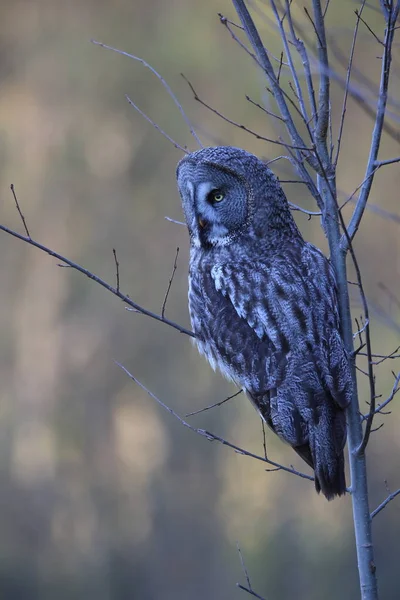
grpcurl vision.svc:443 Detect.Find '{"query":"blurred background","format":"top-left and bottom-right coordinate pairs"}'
top-left (0, 1), bottom-right (399, 598)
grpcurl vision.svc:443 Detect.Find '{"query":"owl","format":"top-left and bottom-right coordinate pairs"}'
top-left (176, 146), bottom-right (353, 500)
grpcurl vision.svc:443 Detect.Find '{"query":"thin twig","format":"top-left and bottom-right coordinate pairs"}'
top-left (231, 0), bottom-right (321, 173)
top-left (261, 420), bottom-right (268, 460)
top-left (112, 248), bottom-right (120, 294)
top-left (10, 185), bottom-right (31, 238)
top-left (352, 200), bottom-right (400, 226)
top-left (323, 0), bottom-right (332, 18)
top-left (284, 0), bottom-right (318, 124)
top-left (334, 1), bottom-right (366, 167)
top-left (370, 488), bottom-right (400, 519)
top-left (116, 364), bottom-right (314, 482)
top-left (161, 247), bottom-right (179, 319)
top-left (375, 156), bottom-right (400, 167)
top-left (219, 13), bottom-right (263, 69)
top-left (329, 37), bottom-right (400, 144)
top-left (0, 224), bottom-right (194, 337)
top-left (357, 346), bottom-right (400, 365)
top-left (125, 95), bottom-right (188, 153)
top-left (219, 12), bottom-right (291, 70)
top-left (245, 95), bottom-right (285, 122)
top-left (237, 584), bottom-right (268, 600)
top-left (91, 39), bottom-right (202, 148)
top-left (288, 202), bottom-right (321, 216)
top-left (165, 216), bottom-right (185, 226)
top-left (270, 0), bottom-right (311, 126)
top-left (181, 75), bottom-right (312, 152)
top-left (237, 543), bottom-right (253, 593)
top-left (304, 7), bottom-right (323, 47)
top-left (339, 165), bottom-right (380, 213)
top-left (362, 372), bottom-right (400, 418)
top-left (343, 4), bottom-right (400, 248)
top-left (277, 52), bottom-right (284, 83)
top-left (355, 9), bottom-right (384, 45)
top-left (185, 389), bottom-right (243, 417)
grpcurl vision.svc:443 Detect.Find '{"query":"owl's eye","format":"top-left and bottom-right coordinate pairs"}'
top-left (207, 189), bottom-right (224, 204)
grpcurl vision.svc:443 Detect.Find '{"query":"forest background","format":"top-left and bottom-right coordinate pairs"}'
top-left (0, 1), bottom-right (399, 599)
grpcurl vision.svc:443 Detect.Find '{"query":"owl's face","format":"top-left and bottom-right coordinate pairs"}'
top-left (176, 146), bottom-right (297, 249)
top-left (177, 157), bottom-right (250, 247)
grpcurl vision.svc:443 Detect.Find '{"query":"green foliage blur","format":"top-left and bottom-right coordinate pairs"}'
top-left (0, 1), bottom-right (399, 598)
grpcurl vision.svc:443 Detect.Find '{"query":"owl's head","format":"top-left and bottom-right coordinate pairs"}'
top-left (176, 146), bottom-right (298, 248)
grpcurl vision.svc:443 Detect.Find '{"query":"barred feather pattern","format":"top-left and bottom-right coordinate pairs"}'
top-left (177, 146), bottom-right (353, 500)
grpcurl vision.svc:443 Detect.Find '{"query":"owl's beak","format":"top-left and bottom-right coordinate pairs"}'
top-left (198, 217), bottom-right (206, 229)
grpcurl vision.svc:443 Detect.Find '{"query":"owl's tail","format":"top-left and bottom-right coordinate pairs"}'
top-left (304, 406), bottom-right (347, 500)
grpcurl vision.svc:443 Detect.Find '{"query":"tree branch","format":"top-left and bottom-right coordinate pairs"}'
top-left (0, 223), bottom-right (194, 338)
top-left (91, 39), bottom-right (202, 148)
top-left (370, 488), bottom-right (400, 520)
top-left (343, 4), bottom-right (400, 248)
top-left (334, 2), bottom-right (366, 167)
top-left (116, 363), bottom-right (315, 483)
top-left (231, 0), bottom-right (321, 174)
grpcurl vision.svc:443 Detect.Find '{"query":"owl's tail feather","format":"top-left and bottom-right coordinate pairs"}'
top-left (305, 407), bottom-right (347, 500)
top-left (313, 450), bottom-right (346, 500)
top-left (294, 441), bottom-right (346, 500)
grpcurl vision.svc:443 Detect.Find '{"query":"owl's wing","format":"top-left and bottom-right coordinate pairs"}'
top-left (211, 247), bottom-right (350, 409)
top-left (211, 253), bottom-right (321, 355)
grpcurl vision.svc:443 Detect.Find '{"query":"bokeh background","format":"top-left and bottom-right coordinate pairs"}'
top-left (0, 1), bottom-right (399, 598)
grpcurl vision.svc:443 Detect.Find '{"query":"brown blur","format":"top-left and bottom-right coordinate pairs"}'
top-left (0, 1), bottom-right (399, 598)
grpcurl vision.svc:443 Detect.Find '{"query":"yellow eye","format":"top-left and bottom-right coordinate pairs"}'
top-left (209, 190), bottom-right (224, 203)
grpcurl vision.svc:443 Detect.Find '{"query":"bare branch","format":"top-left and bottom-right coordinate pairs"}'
top-left (357, 346), bottom-right (400, 365)
top-left (116, 363), bottom-right (314, 482)
top-left (343, 4), bottom-right (400, 248)
top-left (236, 543), bottom-right (253, 594)
top-left (219, 12), bottom-right (291, 70)
top-left (185, 389), bottom-right (243, 417)
top-left (334, 2), bottom-right (366, 167)
top-left (288, 202), bottom-right (322, 217)
top-left (0, 224), bottom-right (194, 338)
top-left (182, 75), bottom-right (312, 152)
top-left (165, 216), bottom-right (185, 226)
top-left (10, 184), bottom-right (31, 239)
top-left (112, 248), bottom-right (120, 294)
top-left (375, 156), bottom-right (400, 167)
top-left (270, 0), bottom-right (311, 126)
top-left (371, 488), bottom-right (400, 520)
top-left (261, 420), bottom-right (268, 461)
top-left (284, 0), bottom-right (318, 124)
top-left (355, 8), bottom-right (384, 45)
top-left (218, 13), bottom-right (263, 69)
top-left (329, 38), bottom-right (400, 145)
top-left (231, 0), bottom-right (321, 173)
top-left (237, 584), bottom-right (268, 600)
top-left (339, 166), bottom-right (380, 213)
top-left (362, 372), bottom-right (400, 418)
top-left (161, 247), bottom-right (179, 319)
top-left (245, 95), bottom-right (285, 122)
top-left (125, 95), bottom-right (188, 153)
top-left (91, 39), bottom-right (202, 148)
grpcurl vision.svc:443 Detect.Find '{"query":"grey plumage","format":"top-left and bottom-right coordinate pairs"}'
top-left (176, 146), bottom-right (352, 500)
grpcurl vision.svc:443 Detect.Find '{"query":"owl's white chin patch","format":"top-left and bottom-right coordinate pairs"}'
top-left (207, 223), bottom-right (231, 246)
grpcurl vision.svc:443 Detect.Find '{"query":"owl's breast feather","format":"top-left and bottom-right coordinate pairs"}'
top-left (188, 258), bottom-right (241, 384)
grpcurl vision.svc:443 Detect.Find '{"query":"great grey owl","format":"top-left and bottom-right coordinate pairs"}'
top-left (176, 146), bottom-right (353, 500)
